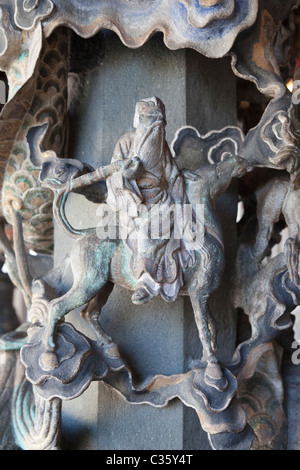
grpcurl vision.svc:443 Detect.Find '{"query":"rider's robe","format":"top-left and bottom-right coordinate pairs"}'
top-left (106, 100), bottom-right (198, 302)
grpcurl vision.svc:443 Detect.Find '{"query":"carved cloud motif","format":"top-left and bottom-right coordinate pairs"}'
top-left (181, 0), bottom-right (237, 29)
top-left (41, 0), bottom-right (258, 58)
top-left (14, 0), bottom-right (54, 30)
top-left (0, 0), bottom-right (258, 103)
top-left (173, 0), bottom-right (258, 56)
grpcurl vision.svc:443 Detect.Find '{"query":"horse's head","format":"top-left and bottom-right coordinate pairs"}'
top-left (216, 154), bottom-right (249, 179)
top-left (40, 156), bottom-right (93, 191)
top-left (182, 154), bottom-right (250, 204)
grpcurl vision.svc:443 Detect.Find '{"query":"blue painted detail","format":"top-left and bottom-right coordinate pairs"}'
top-left (0, 328), bottom-right (28, 351)
top-left (12, 381), bottom-right (35, 450)
top-left (18, 51), bottom-right (28, 64)
top-left (119, 245), bottom-right (138, 289)
top-left (59, 190), bottom-right (91, 237)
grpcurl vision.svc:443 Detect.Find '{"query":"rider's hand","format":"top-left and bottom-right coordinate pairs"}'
top-left (122, 157), bottom-right (143, 180)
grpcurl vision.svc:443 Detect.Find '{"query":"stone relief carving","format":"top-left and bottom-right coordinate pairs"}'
top-left (41, 0), bottom-right (259, 58)
top-left (0, 0), bottom-right (299, 452)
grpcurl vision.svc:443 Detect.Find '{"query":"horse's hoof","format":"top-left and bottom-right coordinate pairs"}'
top-left (39, 350), bottom-right (60, 371)
top-left (204, 362), bottom-right (228, 392)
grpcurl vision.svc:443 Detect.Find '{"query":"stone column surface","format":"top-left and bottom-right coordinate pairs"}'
top-left (57, 31), bottom-right (237, 450)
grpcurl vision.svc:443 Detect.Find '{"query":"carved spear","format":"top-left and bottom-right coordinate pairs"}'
top-left (68, 156), bottom-right (142, 192)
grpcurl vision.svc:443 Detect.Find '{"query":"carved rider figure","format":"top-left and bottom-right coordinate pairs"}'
top-left (106, 97), bottom-right (197, 305)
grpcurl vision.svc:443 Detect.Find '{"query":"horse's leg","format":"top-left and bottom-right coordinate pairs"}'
top-left (189, 289), bottom-right (228, 391)
top-left (38, 280), bottom-right (109, 371)
top-left (207, 307), bottom-right (218, 355)
top-left (284, 237), bottom-right (300, 284)
top-left (187, 234), bottom-right (228, 391)
top-left (42, 238), bottom-right (116, 353)
top-left (80, 281), bottom-right (114, 345)
top-left (253, 179), bottom-right (288, 262)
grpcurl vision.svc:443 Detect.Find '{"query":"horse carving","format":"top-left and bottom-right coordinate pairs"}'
top-left (23, 100), bottom-right (248, 392)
